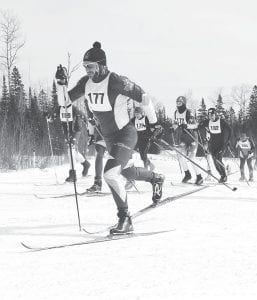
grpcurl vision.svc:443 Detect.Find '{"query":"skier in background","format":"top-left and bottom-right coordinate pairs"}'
top-left (49, 103), bottom-right (91, 182)
top-left (131, 106), bottom-right (156, 171)
top-left (198, 107), bottom-right (231, 183)
top-left (235, 132), bottom-right (255, 182)
top-left (172, 96), bottom-right (203, 185)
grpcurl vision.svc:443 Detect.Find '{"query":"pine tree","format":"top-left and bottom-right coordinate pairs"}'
top-left (247, 85), bottom-right (257, 127)
top-left (0, 75), bottom-right (9, 117)
top-left (215, 94), bottom-right (226, 119)
top-left (49, 81), bottom-right (65, 155)
top-left (38, 89), bottom-right (48, 113)
top-left (197, 98), bottom-right (207, 123)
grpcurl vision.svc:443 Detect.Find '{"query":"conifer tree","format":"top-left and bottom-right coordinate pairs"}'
top-left (215, 94), bottom-right (226, 119)
top-left (197, 98), bottom-right (207, 123)
top-left (0, 75), bottom-right (9, 117)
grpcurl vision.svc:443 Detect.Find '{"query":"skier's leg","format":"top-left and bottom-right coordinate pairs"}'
top-left (177, 143), bottom-right (191, 182)
top-left (247, 157), bottom-right (253, 181)
top-left (239, 158), bottom-right (246, 180)
top-left (103, 124), bottom-right (137, 235)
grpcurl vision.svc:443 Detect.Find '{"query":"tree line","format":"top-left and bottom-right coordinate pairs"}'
top-left (1, 65), bottom-right (257, 169)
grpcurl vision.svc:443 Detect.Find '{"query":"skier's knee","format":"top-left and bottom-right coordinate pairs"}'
top-left (103, 159), bottom-right (122, 185)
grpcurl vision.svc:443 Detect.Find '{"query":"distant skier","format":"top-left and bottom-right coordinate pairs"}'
top-left (50, 102), bottom-right (91, 182)
top-left (55, 42), bottom-right (165, 235)
top-left (172, 96), bottom-right (203, 185)
top-left (235, 132), bottom-right (255, 181)
top-left (198, 107), bottom-right (231, 183)
top-left (131, 106), bottom-right (156, 170)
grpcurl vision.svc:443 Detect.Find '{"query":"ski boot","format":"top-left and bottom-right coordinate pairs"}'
top-left (86, 179), bottom-right (102, 192)
top-left (65, 169), bottom-right (77, 182)
top-left (195, 174), bottom-right (203, 185)
top-left (110, 211), bottom-right (134, 235)
top-left (151, 173), bottom-right (165, 203)
top-left (125, 179), bottom-right (135, 190)
top-left (182, 170), bottom-right (191, 183)
top-left (81, 160), bottom-right (91, 176)
top-left (219, 175), bottom-right (227, 183)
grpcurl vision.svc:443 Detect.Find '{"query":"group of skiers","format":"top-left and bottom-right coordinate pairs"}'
top-left (52, 41), bottom-right (255, 235)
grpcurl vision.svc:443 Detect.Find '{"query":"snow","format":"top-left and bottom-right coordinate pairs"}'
top-left (1, 153), bottom-right (257, 300)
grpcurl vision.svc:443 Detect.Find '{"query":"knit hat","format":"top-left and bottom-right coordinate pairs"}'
top-left (83, 42), bottom-right (106, 66)
top-left (176, 96), bottom-right (187, 105)
top-left (208, 107), bottom-right (216, 114)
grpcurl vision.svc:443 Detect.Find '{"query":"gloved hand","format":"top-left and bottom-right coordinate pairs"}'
top-left (149, 124), bottom-right (163, 140)
top-left (88, 118), bottom-right (96, 126)
top-left (65, 136), bottom-right (76, 145)
top-left (88, 134), bottom-right (95, 146)
top-left (55, 64), bottom-right (68, 85)
top-left (179, 123), bottom-right (187, 130)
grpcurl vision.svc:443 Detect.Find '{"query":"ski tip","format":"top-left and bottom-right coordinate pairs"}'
top-left (21, 242), bottom-right (32, 250)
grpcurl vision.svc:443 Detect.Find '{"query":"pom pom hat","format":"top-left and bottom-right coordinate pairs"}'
top-left (176, 96), bottom-right (187, 105)
top-left (83, 42), bottom-right (107, 66)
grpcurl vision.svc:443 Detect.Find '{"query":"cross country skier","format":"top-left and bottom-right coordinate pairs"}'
top-left (198, 107), bottom-right (231, 183)
top-left (235, 132), bottom-right (255, 182)
top-left (172, 96), bottom-right (203, 185)
top-left (49, 102), bottom-right (91, 182)
top-left (55, 41), bottom-right (165, 235)
top-left (131, 106), bottom-right (156, 171)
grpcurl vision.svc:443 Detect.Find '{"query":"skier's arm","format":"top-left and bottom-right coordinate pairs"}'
top-left (110, 73), bottom-right (157, 124)
top-left (68, 76), bottom-right (89, 102)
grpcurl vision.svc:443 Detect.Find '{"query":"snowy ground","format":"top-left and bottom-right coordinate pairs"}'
top-left (1, 152), bottom-right (257, 300)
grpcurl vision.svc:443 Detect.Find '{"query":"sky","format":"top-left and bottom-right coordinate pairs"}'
top-left (1, 0), bottom-right (257, 116)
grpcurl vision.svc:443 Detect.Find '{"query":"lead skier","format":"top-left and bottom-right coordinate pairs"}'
top-left (55, 42), bottom-right (164, 235)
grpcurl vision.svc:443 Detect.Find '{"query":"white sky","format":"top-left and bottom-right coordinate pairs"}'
top-left (1, 0), bottom-right (257, 115)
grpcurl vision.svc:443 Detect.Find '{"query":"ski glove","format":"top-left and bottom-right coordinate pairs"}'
top-left (55, 65), bottom-right (68, 85)
top-left (88, 118), bottom-right (96, 126)
top-left (179, 123), bottom-right (187, 130)
top-left (65, 136), bottom-right (76, 145)
top-left (149, 124), bottom-right (163, 140)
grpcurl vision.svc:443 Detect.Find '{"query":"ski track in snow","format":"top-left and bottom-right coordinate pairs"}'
top-left (1, 154), bottom-right (257, 300)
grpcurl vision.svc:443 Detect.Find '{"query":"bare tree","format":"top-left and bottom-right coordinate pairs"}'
top-left (0, 9), bottom-right (25, 92)
top-left (230, 84), bottom-right (252, 118)
top-left (66, 52), bottom-right (81, 84)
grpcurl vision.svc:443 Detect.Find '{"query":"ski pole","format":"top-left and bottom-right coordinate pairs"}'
top-left (46, 117), bottom-right (59, 184)
top-left (184, 128), bottom-right (224, 171)
top-left (155, 139), bottom-right (237, 191)
top-left (63, 85), bottom-right (82, 231)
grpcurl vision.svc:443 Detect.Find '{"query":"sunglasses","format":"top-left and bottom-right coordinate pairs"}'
top-left (83, 62), bottom-right (98, 68)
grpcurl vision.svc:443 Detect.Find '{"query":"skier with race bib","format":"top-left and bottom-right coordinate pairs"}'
top-left (198, 107), bottom-right (231, 183)
top-left (172, 96), bottom-right (203, 185)
top-left (55, 42), bottom-right (165, 235)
